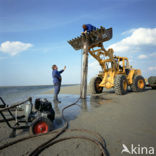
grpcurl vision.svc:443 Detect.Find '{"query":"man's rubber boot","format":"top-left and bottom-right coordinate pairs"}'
top-left (56, 95), bottom-right (61, 103)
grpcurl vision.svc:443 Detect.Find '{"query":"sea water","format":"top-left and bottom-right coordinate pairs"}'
top-left (0, 85), bottom-right (82, 121)
top-left (0, 85), bottom-right (53, 105)
top-left (0, 85), bottom-right (104, 124)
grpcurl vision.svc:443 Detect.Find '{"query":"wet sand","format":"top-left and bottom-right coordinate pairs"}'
top-left (43, 84), bottom-right (81, 95)
top-left (0, 85), bottom-right (156, 156)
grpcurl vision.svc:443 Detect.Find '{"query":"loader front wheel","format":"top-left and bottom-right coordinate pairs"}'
top-left (114, 75), bottom-right (128, 95)
top-left (131, 75), bottom-right (145, 92)
top-left (89, 77), bottom-right (103, 94)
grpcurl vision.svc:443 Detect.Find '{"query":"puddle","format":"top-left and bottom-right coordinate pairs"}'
top-left (0, 94), bottom-right (112, 130)
top-left (33, 94), bottom-right (112, 128)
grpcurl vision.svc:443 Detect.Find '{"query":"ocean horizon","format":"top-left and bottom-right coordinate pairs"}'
top-left (0, 84), bottom-right (79, 88)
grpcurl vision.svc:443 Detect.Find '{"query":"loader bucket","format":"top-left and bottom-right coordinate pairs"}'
top-left (68, 27), bottom-right (112, 50)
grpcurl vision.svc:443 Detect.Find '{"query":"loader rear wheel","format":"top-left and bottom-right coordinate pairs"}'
top-left (114, 75), bottom-right (128, 95)
top-left (29, 117), bottom-right (53, 135)
top-left (89, 77), bottom-right (103, 94)
top-left (131, 75), bottom-right (145, 92)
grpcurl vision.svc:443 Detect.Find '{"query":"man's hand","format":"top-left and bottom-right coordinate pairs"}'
top-left (64, 66), bottom-right (66, 70)
top-left (81, 31), bottom-right (87, 35)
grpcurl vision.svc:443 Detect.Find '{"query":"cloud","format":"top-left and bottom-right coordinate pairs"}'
top-left (89, 61), bottom-right (101, 70)
top-left (121, 28), bottom-right (136, 35)
top-left (138, 54), bottom-right (148, 59)
top-left (88, 59), bottom-right (101, 80)
top-left (148, 66), bottom-right (156, 71)
top-left (0, 41), bottom-right (33, 56)
top-left (109, 28), bottom-right (156, 54)
top-left (138, 52), bottom-right (156, 60)
top-left (149, 52), bottom-right (156, 57)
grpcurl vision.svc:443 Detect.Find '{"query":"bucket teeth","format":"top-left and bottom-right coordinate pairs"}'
top-left (68, 27), bottom-right (112, 50)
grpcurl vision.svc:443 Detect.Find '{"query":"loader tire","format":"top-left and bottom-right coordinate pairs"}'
top-left (89, 77), bottom-right (103, 94)
top-left (29, 117), bottom-right (53, 135)
top-left (114, 75), bottom-right (128, 95)
top-left (131, 75), bottom-right (145, 92)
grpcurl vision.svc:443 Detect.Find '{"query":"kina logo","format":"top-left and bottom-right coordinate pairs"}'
top-left (121, 144), bottom-right (155, 155)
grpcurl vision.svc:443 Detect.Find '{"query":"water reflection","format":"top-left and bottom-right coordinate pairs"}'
top-left (33, 94), bottom-right (112, 129)
top-left (53, 101), bottom-right (61, 115)
top-left (90, 95), bottom-right (112, 108)
top-left (80, 98), bottom-right (88, 111)
top-left (53, 116), bottom-right (64, 129)
top-left (51, 95), bottom-right (112, 119)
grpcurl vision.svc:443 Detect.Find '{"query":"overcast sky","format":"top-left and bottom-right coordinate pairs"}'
top-left (0, 0), bottom-right (156, 86)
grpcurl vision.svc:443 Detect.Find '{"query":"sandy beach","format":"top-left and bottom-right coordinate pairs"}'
top-left (43, 84), bottom-right (81, 95)
top-left (0, 85), bottom-right (156, 156)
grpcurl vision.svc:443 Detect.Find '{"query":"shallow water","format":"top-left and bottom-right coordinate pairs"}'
top-left (0, 85), bottom-right (113, 131)
top-left (0, 85), bottom-right (76, 105)
top-left (0, 92), bottom-right (112, 129)
top-left (33, 94), bottom-right (112, 119)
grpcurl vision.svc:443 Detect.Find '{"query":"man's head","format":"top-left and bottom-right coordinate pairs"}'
top-left (82, 24), bottom-right (87, 30)
top-left (52, 64), bottom-right (58, 70)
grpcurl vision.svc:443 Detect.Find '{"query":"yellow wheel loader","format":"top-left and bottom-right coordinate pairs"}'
top-left (68, 27), bottom-right (145, 95)
top-left (88, 45), bottom-right (145, 95)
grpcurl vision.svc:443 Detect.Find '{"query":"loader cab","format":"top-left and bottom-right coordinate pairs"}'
top-left (116, 57), bottom-right (129, 74)
top-left (105, 61), bottom-right (113, 70)
top-left (103, 59), bottom-right (114, 71)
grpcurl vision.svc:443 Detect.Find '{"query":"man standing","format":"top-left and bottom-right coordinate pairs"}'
top-left (82, 24), bottom-right (96, 34)
top-left (52, 65), bottom-right (66, 103)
